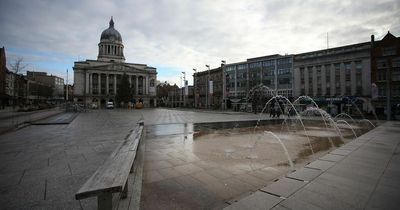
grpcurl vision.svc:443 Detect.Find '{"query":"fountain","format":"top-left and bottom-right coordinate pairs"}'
top-left (336, 119), bottom-right (358, 138)
top-left (264, 131), bottom-right (294, 170)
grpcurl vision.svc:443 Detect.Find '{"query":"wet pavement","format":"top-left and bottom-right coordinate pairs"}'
top-left (225, 121), bottom-right (400, 210)
top-left (140, 120), bottom-right (365, 210)
top-left (0, 108), bottom-right (262, 209)
top-left (0, 108), bottom-right (63, 134)
top-left (0, 108), bottom-right (380, 209)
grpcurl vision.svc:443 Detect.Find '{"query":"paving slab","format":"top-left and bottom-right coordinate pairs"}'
top-left (318, 153), bottom-right (345, 162)
top-left (286, 168), bottom-right (322, 182)
top-left (260, 177), bottom-right (306, 198)
top-left (305, 159), bottom-right (336, 171)
top-left (225, 191), bottom-right (283, 210)
top-left (329, 148), bottom-right (352, 156)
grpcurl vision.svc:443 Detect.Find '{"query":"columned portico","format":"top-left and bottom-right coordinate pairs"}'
top-left (73, 17), bottom-right (157, 107)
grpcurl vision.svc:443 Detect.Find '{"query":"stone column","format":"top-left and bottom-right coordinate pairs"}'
top-left (145, 76), bottom-right (149, 95)
top-left (98, 73), bottom-right (101, 95)
top-left (136, 76), bottom-right (139, 95)
top-left (340, 63), bottom-right (345, 96)
top-left (129, 75), bottom-right (132, 87)
top-left (321, 65), bottom-right (326, 96)
top-left (331, 63), bottom-right (335, 96)
top-left (90, 73), bottom-right (93, 95)
top-left (351, 61), bottom-right (356, 95)
top-left (114, 74), bottom-right (117, 95)
top-left (85, 71), bottom-right (89, 94)
top-left (106, 74), bottom-right (109, 94)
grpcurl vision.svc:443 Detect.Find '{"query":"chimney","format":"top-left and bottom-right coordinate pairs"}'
top-left (371, 35), bottom-right (375, 47)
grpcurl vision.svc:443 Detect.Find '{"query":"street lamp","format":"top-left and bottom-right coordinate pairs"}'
top-left (182, 71), bottom-right (186, 107)
top-left (193, 68), bottom-right (197, 108)
top-left (221, 60), bottom-right (226, 110)
top-left (205, 65), bottom-right (210, 109)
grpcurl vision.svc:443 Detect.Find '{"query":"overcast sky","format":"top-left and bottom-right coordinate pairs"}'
top-left (0, 0), bottom-right (399, 86)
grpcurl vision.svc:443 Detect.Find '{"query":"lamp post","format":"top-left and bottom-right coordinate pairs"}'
top-left (221, 60), bottom-right (226, 110)
top-left (182, 71), bottom-right (186, 107)
top-left (193, 68), bottom-right (197, 108)
top-left (205, 65), bottom-right (210, 109)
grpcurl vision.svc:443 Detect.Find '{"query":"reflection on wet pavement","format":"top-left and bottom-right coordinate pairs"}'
top-left (141, 120), bottom-right (372, 210)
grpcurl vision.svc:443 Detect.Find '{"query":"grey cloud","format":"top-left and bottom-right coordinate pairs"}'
top-left (1, 0), bottom-right (399, 81)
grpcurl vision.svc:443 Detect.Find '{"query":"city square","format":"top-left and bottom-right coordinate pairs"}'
top-left (1, 0), bottom-right (400, 210)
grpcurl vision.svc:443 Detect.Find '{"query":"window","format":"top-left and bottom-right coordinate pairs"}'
top-left (378, 86), bottom-right (386, 96)
top-left (300, 67), bottom-right (305, 84)
top-left (279, 78), bottom-right (290, 84)
top-left (377, 59), bottom-right (387, 69)
top-left (393, 57), bottom-right (400, 67)
top-left (393, 85), bottom-right (400, 97)
top-left (238, 64), bottom-right (247, 70)
top-left (392, 68), bottom-right (400, 81)
top-left (334, 63), bottom-right (340, 84)
top-left (325, 65), bottom-right (331, 82)
top-left (345, 81), bottom-right (351, 95)
top-left (345, 62), bottom-right (351, 81)
top-left (262, 60), bottom-right (274, 67)
top-left (377, 70), bottom-right (386, 81)
top-left (382, 46), bottom-right (396, 56)
top-left (150, 79), bottom-right (155, 87)
top-left (249, 62), bottom-right (261, 68)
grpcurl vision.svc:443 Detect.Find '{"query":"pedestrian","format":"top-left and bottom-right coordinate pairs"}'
top-left (274, 104), bottom-right (279, 118)
top-left (270, 106), bottom-right (274, 117)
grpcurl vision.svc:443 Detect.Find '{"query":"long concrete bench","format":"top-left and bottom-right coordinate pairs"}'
top-left (75, 121), bottom-right (144, 210)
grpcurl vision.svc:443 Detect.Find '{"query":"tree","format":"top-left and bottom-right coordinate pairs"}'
top-left (9, 57), bottom-right (27, 108)
top-left (115, 73), bottom-right (132, 107)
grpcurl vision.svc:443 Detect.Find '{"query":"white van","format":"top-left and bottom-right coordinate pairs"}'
top-left (106, 101), bottom-right (114, 109)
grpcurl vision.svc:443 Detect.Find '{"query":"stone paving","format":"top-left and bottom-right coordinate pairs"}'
top-left (0, 108), bottom-right (397, 210)
top-left (225, 121), bottom-right (400, 210)
top-left (0, 107), bottom-right (63, 134)
top-left (0, 108), bottom-right (261, 209)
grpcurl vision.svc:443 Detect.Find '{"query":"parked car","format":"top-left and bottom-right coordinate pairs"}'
top-left (106, 102), bottom-right (114, 109)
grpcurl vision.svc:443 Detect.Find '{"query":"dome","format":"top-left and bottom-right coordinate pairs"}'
top-left (97, 17), bottom-right (125, 62)
top-left (100, 17), bottom-right (122, 42)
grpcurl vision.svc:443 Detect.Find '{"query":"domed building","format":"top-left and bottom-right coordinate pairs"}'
top-left (73, 17), bottom-right (157, 107)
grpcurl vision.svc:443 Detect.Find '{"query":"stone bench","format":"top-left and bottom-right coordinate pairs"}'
top-left (75, 121), bottom-right (144, 210)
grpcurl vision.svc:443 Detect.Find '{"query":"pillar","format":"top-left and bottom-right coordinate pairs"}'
top-left (114, 74), bottom-right (117, 95)
top-left (90, 73), bottom-right (93, 95)
top-left (85, 72), bottom-right (89, 94)
top-left (106, 74), bottom-right (109, 94)
top-left (98, 73), bottom-right (101, 95)
top-left (136, 76), bottom-right (139, 95)
top-left (145, 76), bottom-right (149, 95)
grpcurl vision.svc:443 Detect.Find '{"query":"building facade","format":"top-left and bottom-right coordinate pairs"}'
top-left (293, 42), bottom-right (372, 115)
top-left (0, 47), bottom-right (8, 108)
top-left (194, 67), bottom-right (223, 109)
top-left (73, 17), bottom-right (157, 107)
top-left (371, 32), bottom-right (400, 118)
top-left (224, 54), bottom-right (293, 110)
top-left (27, 71), bottom-right (64, 101)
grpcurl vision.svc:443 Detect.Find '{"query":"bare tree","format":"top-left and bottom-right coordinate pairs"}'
top-left (9, 57), bottom-right (28, 108)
